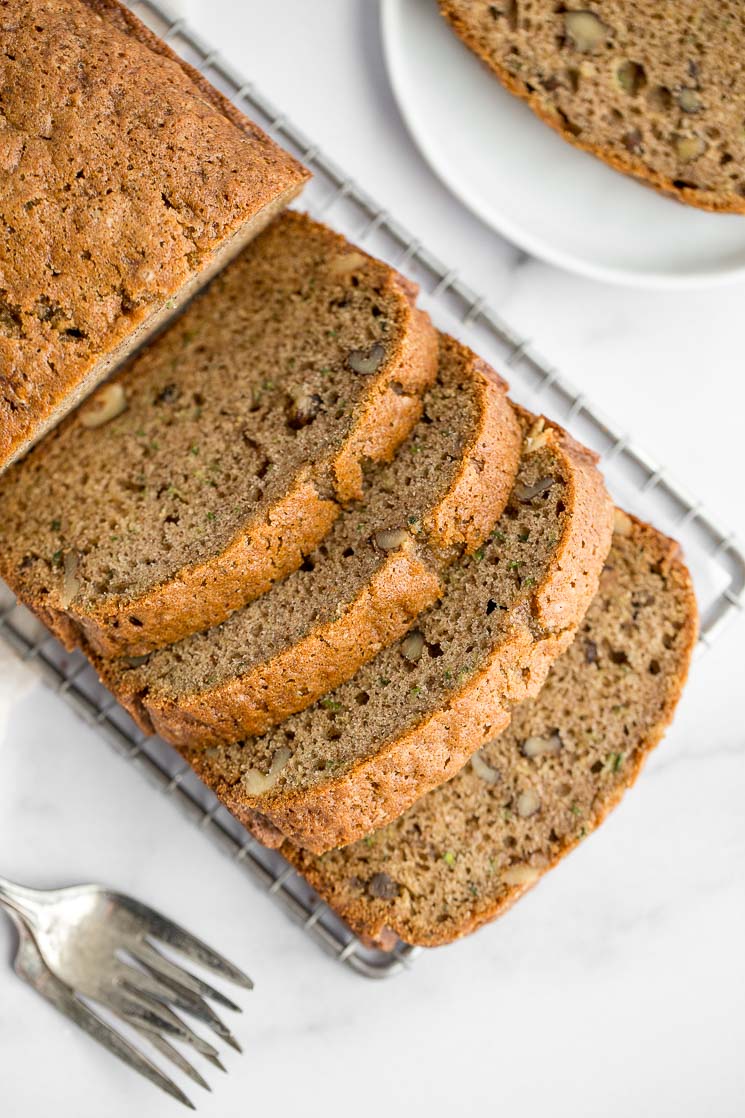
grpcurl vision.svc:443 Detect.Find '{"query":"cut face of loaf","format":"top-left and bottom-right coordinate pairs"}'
top-left (287, 515), bottom-right (698, 948)
top-left (439, 0), bottom-right (745, 213)
top-left (99, 335), bottom-right (522, 745)
top-left (0, 0), bottom-right (309, 471)
top-left (183, 409), bottom-right (614, 854)
top-left (0, 213), bottom-right (438, 656)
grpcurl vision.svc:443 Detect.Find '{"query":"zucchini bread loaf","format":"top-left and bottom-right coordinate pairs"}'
top-left (182, 410), bottom-right (613, 853)
top-left (0, 0), bottom-right (309, 471)
top-left (288, 514), bottom-right (698, 947)
top-left (440, 0), bottom-right (745, 213)
top-left (97, 334), bottom-right (522, 744)
top-left (0, 213), bottom-right (437, 656)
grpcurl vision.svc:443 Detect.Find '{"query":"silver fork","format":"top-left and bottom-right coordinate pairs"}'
top-left (0, 875), bottom-right (253, 1109)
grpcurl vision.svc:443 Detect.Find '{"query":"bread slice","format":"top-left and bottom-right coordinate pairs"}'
top-left (287, 514), bottom-right (698, 947)
top-left (439, 0), bottom-right (745, 214)
top-left (0, 0), bottom-right (309, 471)
top-left (182, 410), bottom-right (613, 854)
top-left (0, 213), bottom-right (437, 657)
top-left (96, 335), bottom-right (522, 745)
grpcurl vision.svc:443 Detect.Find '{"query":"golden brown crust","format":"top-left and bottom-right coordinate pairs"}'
top-left (425, 354), bottom-right (520, 556)
top-left (511, 407), bottom-right (612, 633)
top-left (80, 0), bottom-right (290, 150)
top-left (104, 336), bottom-right (521, 744)
top-left (439, 1), bottom-right (745, 215)
top-left (191, 408), bottom-right (613, 854)
top-left (286, 516), bottom-right (698, 946)
top-left (0, 0), bottom-right (309, 470)
top-left (331, 288), bottom-right (439, 504)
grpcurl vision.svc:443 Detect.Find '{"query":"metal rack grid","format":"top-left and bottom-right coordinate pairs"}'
top-left (1, 0), bottom-right (743, 979)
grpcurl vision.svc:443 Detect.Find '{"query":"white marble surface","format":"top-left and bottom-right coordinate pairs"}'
top-left (2, 2), bottom-right (744, 1115)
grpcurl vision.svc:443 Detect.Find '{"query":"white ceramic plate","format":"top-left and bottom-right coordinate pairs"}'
top-left (381, 0), bottom-right (745, 289)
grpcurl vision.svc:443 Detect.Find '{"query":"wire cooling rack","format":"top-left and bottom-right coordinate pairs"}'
top-left (1, 0), bottom-right (744, 980)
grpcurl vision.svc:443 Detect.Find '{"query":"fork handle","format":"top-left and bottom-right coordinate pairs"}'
top-left (0, 876), bottom-right (39, 924)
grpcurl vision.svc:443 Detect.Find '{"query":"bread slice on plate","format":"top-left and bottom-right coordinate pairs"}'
top-left (439, 0), bottom-right (745, 213)
top-left (287, 514), bottom-right (698, 947)
top-left (182, 410), bottom-right (613, 854)
top-left (0, 0), bottom-right (309, 472)
top-left (98, 335), bottom-right (522, 744)
top-left (0, 213), bottom-right (437, 657)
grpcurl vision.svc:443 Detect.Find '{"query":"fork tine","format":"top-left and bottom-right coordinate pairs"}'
top-left (131, 941), bottom-right (242, 1012)
top-left (121, 960), bottom-right (242, 1051)
top-left (118, 895), bottom-right (252, 987)
top-left (106, 989), bottom-right (190, 1041)
top-left (10, 916), bottom-right (195, 1110)
top-left (110, 988), bottom-right (222, 1062)
top-left (129, 1022), bottom-right (211, 1093)
top-left (149, 924), bottom-right (252, 989)
top-left (201, 1051), bottom-right (227, 1073)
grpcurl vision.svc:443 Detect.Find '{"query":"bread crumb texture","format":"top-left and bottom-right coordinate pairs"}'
top-left (287, 517), bottom-right (697, 947)
top-left (0, 212), bottom-right (437, 655)
top-left (440, 0), bottom-right (745, 212)
top-left (100, 334), bottom-right (521, 745)
top-left (182, 409), bottom-right (613, 853)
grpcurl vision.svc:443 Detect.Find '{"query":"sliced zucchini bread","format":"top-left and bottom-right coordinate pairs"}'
top-left (182, 409), bottom-right (614, 854)
top-left (98, 335), bottom-right (522, 744)
top-left (440, 0), bottom-right (745, 213)
top-left (0, 213), bottom-right (437, 656)
top-left (0, 0), bottom-right (308, 471)
top-left (287, 514), bottom-right (697, 947)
